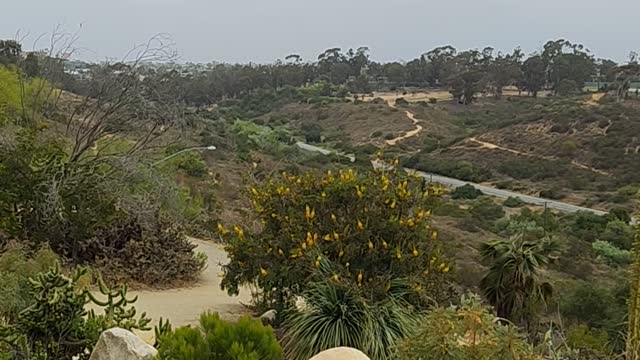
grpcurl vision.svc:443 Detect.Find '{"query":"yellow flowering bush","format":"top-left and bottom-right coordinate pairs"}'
top-left (220, 165), bottom-right (450, 308)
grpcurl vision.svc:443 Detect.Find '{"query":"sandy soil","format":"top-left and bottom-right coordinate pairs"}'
top-left (88, 237), bottom-right (251, 343)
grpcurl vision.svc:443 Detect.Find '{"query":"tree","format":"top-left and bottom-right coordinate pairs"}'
top-left (522, 55), bottom-right (546, 97)
top-left (0, 40), bottom-right (21, 65)
top-left (487, 49), bottom-right (523, 98)
top-left (221, 166), bottom-right (450, 310)
top-left (384, 62), bottom-right (407, 86)
top-left (426, 45), bottom-right (457, 86)
top-left (480, 235), bottom-right (559, 335)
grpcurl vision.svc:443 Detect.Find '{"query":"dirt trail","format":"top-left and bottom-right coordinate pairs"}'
top-left (88, 238), bottom-right (251, 343)
top-left (585, 92), bottom-right (605, 106)
top-left (361, 95), bottom-right (425, 145)
top-left (384, 100), bottom-right (423, 145)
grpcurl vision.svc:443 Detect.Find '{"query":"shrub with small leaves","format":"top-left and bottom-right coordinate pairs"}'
top-left (221, 164), bottom-right (449, 310)
top-left (156, 311), bottom-right (282, 360)
top-left (395, 293), bottom-right (540, 360)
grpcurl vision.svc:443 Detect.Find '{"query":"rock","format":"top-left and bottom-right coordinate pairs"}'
top-left (259, 309), bottom-right (277, 324)
top-left (89, 328), bottom-right (157, 360)
top-left (308, 347), bottom-right (370, 360)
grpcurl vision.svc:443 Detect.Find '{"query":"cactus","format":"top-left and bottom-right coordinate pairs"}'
top-left (153, 317), bottom-right (173, 348)
top-left (0, 264), bottom-right (151, 360)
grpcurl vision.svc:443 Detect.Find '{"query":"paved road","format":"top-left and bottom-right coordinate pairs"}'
top-left (403, 168), bottom-right (609, 216)
top-left (296, 142), bottom-right (610, 217)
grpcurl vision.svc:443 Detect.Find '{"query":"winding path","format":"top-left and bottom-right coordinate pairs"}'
top-left (89, 238), bottom-right (251, 343)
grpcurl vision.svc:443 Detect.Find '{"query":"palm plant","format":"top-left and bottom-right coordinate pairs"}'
top-left (480, 234), bottom-right (559, 334)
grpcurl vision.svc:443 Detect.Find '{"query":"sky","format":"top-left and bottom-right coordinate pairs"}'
top-left (2, 0), bottom-right (638, 64)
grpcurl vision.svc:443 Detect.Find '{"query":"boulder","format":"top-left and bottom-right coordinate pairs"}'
top-left (309, 347), bottom-right (370, 360)
top-left (89, 328), bottom-right (157, 360)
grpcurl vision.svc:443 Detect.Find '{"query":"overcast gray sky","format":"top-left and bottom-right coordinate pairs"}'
top-left (2, 0), bottom-right (638, 63)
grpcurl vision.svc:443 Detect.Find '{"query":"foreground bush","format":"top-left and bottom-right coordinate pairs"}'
top-left (156, 312), bottom-right (282, 360)
top-left (0, 265), bottom-right (150, 359)
top-left (221, 165), bottom-right (450, 310)
top-left (395, 294), bottom-right (540, 360)
top-left (0, 242), bottom-right (58, 323)
top-left (282, 275), bottom-right (419, 360)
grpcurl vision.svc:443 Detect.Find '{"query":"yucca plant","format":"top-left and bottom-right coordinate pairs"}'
top-left (281, 274), bottom-right (420, 360)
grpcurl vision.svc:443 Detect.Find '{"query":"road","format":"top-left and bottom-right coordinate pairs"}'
top-left (403, 168), bottom-right (609, 216)
top-left (296, 141), bottom-right (610, 217)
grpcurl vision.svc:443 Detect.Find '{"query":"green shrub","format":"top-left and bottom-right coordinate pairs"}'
top-left (156, 312), bottom-right (282, 360)
top-left (0, 242), bottom-right (58, 322)
top-left (592, 240), bottom-right (631, 265)
top-left (0, 265), bottom-right (150, 359)
top-left (173, 152), bottom-right (207, 177)
top-left (395, 293), bottom-right (538, 360)
top-left (503, 196), bottom-right (525, 208)
top-left (371, 131), bottom-right (382, 138)
top-left (383, 133), bottom-right (395, 140)
top-left (561, 282), bottom-right (617, 329)
top-left (282, 278), bottom-right (419, 360)
top-left (221, 167), bottom-right (449, 311)
top-left (565, 324), bottom-right (610, 355)
top-left (566, 211), bottom-right (608, 242)
top-left (599, 219), bottom-right (635, 250)
top-left (539, 187), bottom-right (566, 200)
top-left (450, 184), bottom-right (482, 200)
top-left (428, 98), bottom-right (437, 104)
top-left (407, 157), bottom-right (492, 183)
top-left (470, 198), bottom-right (505, 222)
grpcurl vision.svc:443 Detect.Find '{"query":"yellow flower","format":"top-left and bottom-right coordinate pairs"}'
top-left (331, 213), bottom-right (337, 222)
top-left (412, 247), bottom-right (419, 257)
top-left (321, 191), bottom-right (327, 198)
top-left (389, 199), bottom-right (396, 209)
top-left (332, 274), bottom-right (339, 282)
top-left (260, 267), bottom-right (268, 277)
top-left (338, 249), bottom-right (344, 258)
top-left (357, 219), bottom-right (365, 231)
top-left (233, 225), bottom-right (244, 239)
top-left (406, 218), bottom-right (415, 227)
top-left (323, 234), bottom-right (332, 241)
top-left (415, 284), bottom-right (422, 291)
top-left (305, 205), bottom-right (315, 221)
top-left (357, 271), bottom-right (363, 286)
top-left (217, 223), bottom-right (229, 236)
top-left (442, 266), bottom-right (450, 273)
top-left (251, 187), bottom-right (259, 196)
top-left (368, 241), bottom-right (374, 250)
top-left (395, 248), bottom-right (402, 259)
top-left (306, 232), bottom-right (314, 247)
top-left (439, 262), bottom-right (446, 270)
top-left (345, 262), bottom-right (350, 268)
top-left (423, 269), bottom-right (430, 276)
top-left (301, 242), bottom-right (307, 250)
top-left (278, 249), bottom-right (284, 256)
top-left (333, 231), bottom-right (340, 241)
top-left (431, 231), bottom-right (438, 240)
top-left (382, 240), bottom-right (389, 249)
top-left (315, 255), bottom-right (321, 268)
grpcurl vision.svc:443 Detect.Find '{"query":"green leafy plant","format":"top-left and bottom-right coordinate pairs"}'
top-left (450, 184), bottom-right (482, 200)
top-left (592, 240), bottom-right (631, 265)
top-left (503, 196), bottom-right (525, 208)
top-left (282, 277), bottom-right (419, 360)
top-left (221, 165), bottom-right (450, 310)
top-left (156, 312), bottom-right (282, 360)
top-left (0, 265), bottom-right (150, 360)
top-left (395, 293), bottom-right (539, 360)
top-left (480, 235), bottom-right (559, 333)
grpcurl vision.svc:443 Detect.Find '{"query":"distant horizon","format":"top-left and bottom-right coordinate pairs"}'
top-left (3, 0), bottom-right (638, 64)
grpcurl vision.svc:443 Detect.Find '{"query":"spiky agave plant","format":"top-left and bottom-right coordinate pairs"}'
top-left (281, 263), bottom-right (420, 360)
